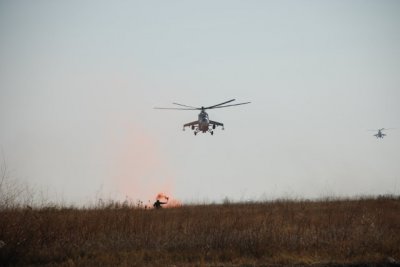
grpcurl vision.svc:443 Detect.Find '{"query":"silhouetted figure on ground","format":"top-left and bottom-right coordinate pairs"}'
top-left (153, 199), bottom-right (167, 209)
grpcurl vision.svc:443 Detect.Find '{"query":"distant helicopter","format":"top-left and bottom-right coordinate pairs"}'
top-left (154, 99), bottom-right (251, 135)
top-left (368, 128), bottom-right (395, 139)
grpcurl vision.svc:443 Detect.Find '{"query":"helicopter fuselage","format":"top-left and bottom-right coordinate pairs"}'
top-left (198, 111), bottom-right (210, 132)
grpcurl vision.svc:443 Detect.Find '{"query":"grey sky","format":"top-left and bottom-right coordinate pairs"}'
top-left (1, 1), bottom-right (400, 205)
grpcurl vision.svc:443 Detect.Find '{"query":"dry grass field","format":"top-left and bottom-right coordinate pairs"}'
top-left (0, 196), bottom-right (400, 266)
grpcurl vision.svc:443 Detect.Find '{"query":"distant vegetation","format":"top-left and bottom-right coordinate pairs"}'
top-left (1, 191), bottom-right (399, 266)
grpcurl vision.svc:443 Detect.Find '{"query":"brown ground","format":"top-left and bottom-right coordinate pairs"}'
top-left (0, 196), bottom-right (399, 266)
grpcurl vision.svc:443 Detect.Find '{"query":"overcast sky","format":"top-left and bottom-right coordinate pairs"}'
top-left (1, 1), bottom-right (400, 205)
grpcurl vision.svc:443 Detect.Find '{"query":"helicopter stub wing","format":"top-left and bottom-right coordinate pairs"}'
top-left (183, 121), bottom-right (199, 128)
top-left (374, 133), bottom-right (386, 138)
top-left (209, 120), bottom-right (224, 127)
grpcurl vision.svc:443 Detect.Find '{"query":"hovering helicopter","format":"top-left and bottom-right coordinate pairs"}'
top-left (368, 128), bottom-right (395, 139)
top-left (154, 99), bottom-right (251, 135)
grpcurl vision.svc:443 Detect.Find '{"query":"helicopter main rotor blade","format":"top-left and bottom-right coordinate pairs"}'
top-left (154, 107), bottom-right (199, 110)
top-left (172, 102), bottom-right (200, 109)
top-left (366, 128), bottom-right (396, 132)
top-left (204, 99), bottom-right (236, 109)
top-left (208, 102), bottom-right (251, 109)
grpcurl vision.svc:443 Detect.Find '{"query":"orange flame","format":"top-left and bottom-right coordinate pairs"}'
top-left (155, 192), bottom-right (182, 208)
top-left (156, 193), bottom-right (169, 201)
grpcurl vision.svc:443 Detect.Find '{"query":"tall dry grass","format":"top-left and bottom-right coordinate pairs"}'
top-left (0, 196), bottom-right (399, 266)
